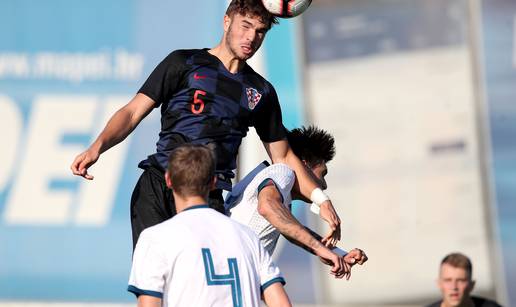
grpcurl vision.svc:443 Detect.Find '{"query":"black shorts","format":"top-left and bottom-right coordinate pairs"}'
top-left (130, 165), bottom-right (224, 249)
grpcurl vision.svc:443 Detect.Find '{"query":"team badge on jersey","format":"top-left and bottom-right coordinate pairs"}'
top-left (246, 87), bottom-right (262, 110)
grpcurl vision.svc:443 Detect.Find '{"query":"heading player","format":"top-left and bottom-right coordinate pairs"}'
top-left (128, 144), bottom-right (291, 307)
top-left (226, 126), bottom-right (368, 277)
top-left (70, 0), bottom-right (341, 249)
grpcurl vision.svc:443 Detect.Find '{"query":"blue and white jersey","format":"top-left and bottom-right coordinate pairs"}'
top-left (128, 205), bottom-right (284, 307)
top-left (226, 163), bottom-right (296, 255)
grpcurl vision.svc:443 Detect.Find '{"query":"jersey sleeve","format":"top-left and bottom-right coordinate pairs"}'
top-left (252, 164), bottom-right (295, 204)
top-left (138, 50), bottom-right (187, 107)
top-left (127, 230), bottom-right (168, 299)
top-left (252, 85), bottom-right (287, 142)
top-left (257, 239), bottom-right (285, 293)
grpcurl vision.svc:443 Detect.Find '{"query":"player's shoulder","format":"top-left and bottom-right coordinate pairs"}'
top-left (138, 218), bottom-right (177, 241)
top-left (258, 163), bottom-right (295, 181)
top-left (248, 163), bottom-right (295, 196)
top-left (471, 296), bottom-right (503, 307)
top-left (162, 48), bottom-right (210, 65)
top-left (243, 64), bottom-right (275, 91)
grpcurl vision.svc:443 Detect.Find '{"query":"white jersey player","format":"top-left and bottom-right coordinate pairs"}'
top-left (128, 144), bottom-right (291, 307)
top-left (228, 162), bottom-right (295, 255)
top-left (226, 126), bottom-right (368, 277)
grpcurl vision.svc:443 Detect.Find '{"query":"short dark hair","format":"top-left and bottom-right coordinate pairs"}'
top-left (287, 126), bottom-right (336, 167)
top-left (226, 0), bottom-right (279, 30)
top-left (167, 144), bottom-right (216, 198)
top-left (441, 252), bottom-right (473, 280)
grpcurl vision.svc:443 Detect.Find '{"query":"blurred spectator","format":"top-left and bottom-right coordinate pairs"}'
top-left (427, 252), bottom-right (502, 307)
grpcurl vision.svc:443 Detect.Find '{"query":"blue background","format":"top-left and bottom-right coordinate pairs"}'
top-left (0, 0), bottom-right (305, 302)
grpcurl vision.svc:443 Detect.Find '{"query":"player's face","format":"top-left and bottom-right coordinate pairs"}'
top-left (309, 162), bottom-right (328, 190)
top-left (438, 263), bottom-right (474, 307)
top-left (224, 13), bottom-right (267, 61)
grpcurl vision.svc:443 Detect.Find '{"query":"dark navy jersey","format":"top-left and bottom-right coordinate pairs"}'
top-left (138, 49), bottom-right (287, 190)
top-left (426, 296), bottom-right (502, 307)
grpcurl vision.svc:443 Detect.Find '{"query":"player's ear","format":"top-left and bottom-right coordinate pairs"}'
top-left (210, 176), bottom-right (217, 191)
top-left (165, 170), bottom-right (173, 189)
top-left (223, 14), bottom-right (231, 32)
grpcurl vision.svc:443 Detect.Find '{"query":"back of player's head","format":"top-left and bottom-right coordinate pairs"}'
top-left (226, 0), bottom-right (279, 30)
top-left (287, 125), bottom-right (336, 168)
top-left (440, 252), bottom-right (473, 280)
top-left (167, 144), bottom-right (216, 198)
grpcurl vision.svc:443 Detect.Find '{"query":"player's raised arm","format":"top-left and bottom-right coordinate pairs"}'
top-left (257, 181), bottom-right (348, 279)
top-left (70, 93), bottom-right (155, 180)
top-left (263, 138), bottom-right (341, 245)
top-left (283, 226), bottom-right (368, 276)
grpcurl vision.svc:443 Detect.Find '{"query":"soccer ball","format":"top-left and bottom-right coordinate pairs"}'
top-left (261, 0), bottom-right (312, 18)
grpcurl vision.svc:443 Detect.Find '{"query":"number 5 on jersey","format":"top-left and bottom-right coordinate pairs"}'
top-left (201, 248), bottom-right (242, 307)
top-left (192, 90), bottom-right (206, 114)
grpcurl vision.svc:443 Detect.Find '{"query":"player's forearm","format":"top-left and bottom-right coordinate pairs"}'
top-left (91, 108), bottom-right (138, 154)
top-left (259, 198), bottom-right (323, 253)
top-left (137, 295), bottom-right (161, 307)
top-left (262, 283), bottom-right (292, 307)
top-left (90, 94), bottom-right (153, 155)
top-left (285, 226), bottom-right (348, 257)
top-left (283, 149), bottom-right (319, 202)
top-left (284, 231), bottom-right (317, 255)
top-left (285, 225), bottom-right (324, 252)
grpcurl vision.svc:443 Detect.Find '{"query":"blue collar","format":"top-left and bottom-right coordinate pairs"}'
top-left (182, 204), bottom-right (210, 212)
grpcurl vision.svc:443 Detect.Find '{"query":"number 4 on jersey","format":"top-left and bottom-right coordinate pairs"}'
top-left (201, 248), bottom-right (242, 307)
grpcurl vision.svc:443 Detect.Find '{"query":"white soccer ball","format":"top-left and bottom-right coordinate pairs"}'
top-left (261, 0), bottom-right (312, 18)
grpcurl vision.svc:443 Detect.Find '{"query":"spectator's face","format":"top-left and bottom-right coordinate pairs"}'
top-left (438, 263), bottom-right (474, 307)
top-left (224, 13), bottom-right (267, 61)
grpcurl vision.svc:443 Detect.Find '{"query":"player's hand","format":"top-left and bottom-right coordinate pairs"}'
top-left (319, 200), bottom-right (341, 248)
top-left (70, 149), bottom-right (99, 180)
top-left (344, 248), bottom-right (368, 267)
top-left (316, 247), bottom-right (350, 280)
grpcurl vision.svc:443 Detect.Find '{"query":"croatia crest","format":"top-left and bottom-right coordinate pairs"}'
top-left (246, 87), bottom-right (262, 110)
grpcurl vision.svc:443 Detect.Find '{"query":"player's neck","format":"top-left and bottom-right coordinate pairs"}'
top-left (209, 45), bottom-right (245, 74)
top-left (173, 193), bottom-right (209, 213)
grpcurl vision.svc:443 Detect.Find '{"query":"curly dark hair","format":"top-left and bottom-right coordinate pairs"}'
top-left (225, 0), bottom-right (279, 30)
top-left (287, 126), bottom-right (336, 167)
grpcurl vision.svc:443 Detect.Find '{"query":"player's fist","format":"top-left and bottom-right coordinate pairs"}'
top-left (70, 149), bottom-right (99, 180)
top-left (344, 248), bottom-right (368, 267)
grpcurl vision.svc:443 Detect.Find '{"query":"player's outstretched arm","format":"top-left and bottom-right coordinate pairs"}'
top-left (257, 184), bottom-right (348, 278)
top-left (283, 225), bottom-right (330, 255)
top-left (137, 295), bottom-right (161, 307)
top-left (283, 226), bottom-right (368, 278)
top-left (263, 139), bottom-right (341, 246)
top-left (262, 283), bottom-right (292, 307)
top-left (70, 93), bottom-right (155, 180)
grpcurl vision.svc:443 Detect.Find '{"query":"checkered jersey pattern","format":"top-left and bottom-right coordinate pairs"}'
top-left (228, 163), bottom-right (296, 255)
top-left (137, 49), bottom-right (286, 190)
